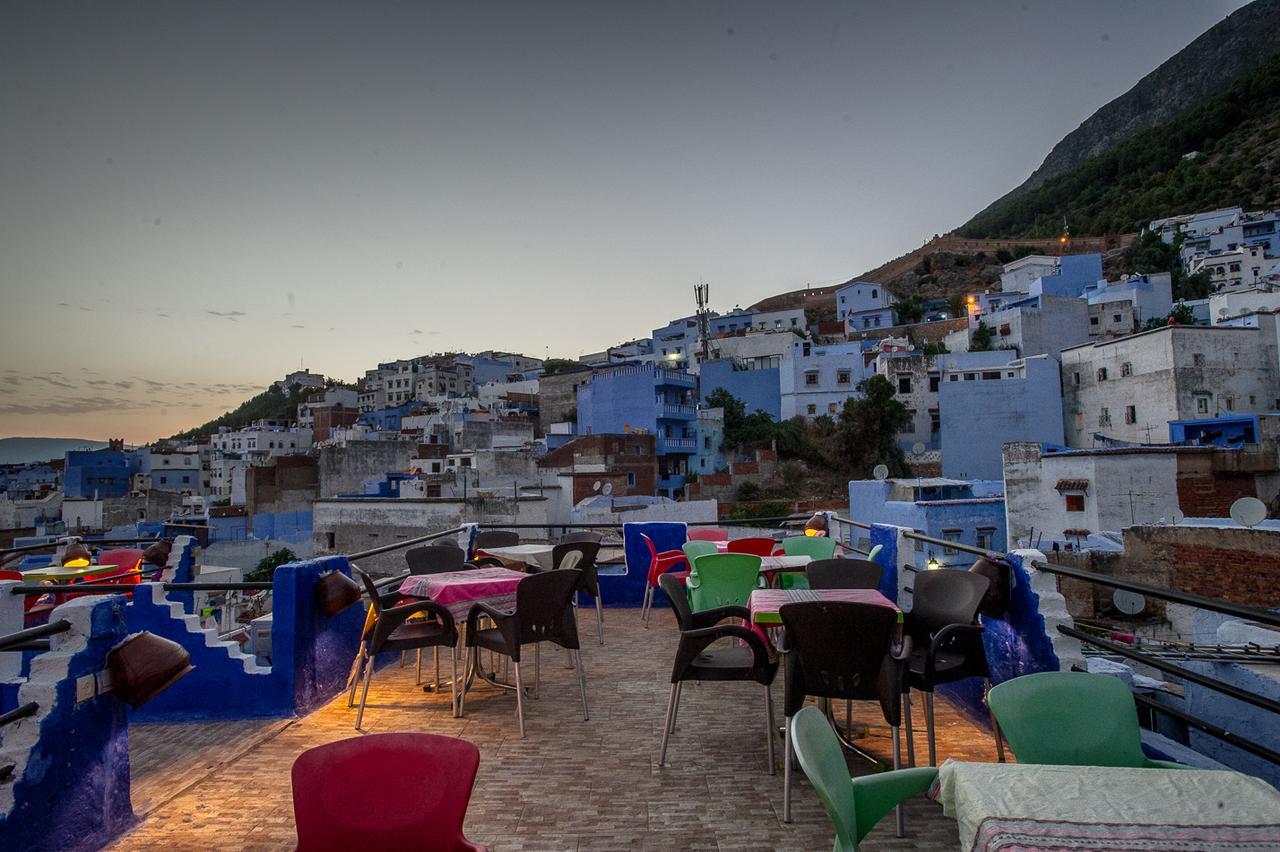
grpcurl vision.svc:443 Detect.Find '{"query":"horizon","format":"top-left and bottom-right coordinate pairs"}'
top-left (0, 0), bottom-right (1250, 443)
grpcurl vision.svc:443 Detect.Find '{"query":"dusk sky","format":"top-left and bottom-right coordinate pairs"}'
top-left (0, 1), bottom-right (1250, 443)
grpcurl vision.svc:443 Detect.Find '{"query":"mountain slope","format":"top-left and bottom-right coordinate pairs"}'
top-left (959, 52), bottom-right (1280, 239)
top-left (967, 0), bottom-right (1280, 225)
top-left (0, 437), bottom-right (108, 465)
top-left (173, 385), bottom-right (309, 440)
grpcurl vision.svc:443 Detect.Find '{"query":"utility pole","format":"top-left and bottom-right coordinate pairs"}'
top-left (694, 281), bottom-right (711, 366)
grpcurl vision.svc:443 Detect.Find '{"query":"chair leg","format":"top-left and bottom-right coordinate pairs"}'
top-left (892, 723), bottom-right (905, 837)
top-left (415, 648), bottom-right (422, 685)
top-left (845, 698), bottom-right (853, 741)
top-left (658, 682), bottom-right (679, 766)
top-left (434, 646), bottom-right (440, 692)
top-left (355, 655), bottom-right (375, 730)
top-left (641, 586), bottom-right (651, 627)
top-left (573, 649), bottom-right (589, 721)
top-left (347, 647), bottom-right (366, 708)
top-left (458, 645), bottom-right (472, 718)
top-left (668, 682), bottom-right (682, 733)
top-left (533, 643), bottom-right (541, 699)
top-left (984, 677), bottom-right (1006, 762)
top-left (450, 644), bottom-right (460, 718)
top-left (764, 683), bottom-right (777, 776)
top-left (513, 659), bottom-right (526, 738)
top-left (903, 689), bottom-right (916, 768)
top-left (595, 595), bottom-right (605, 645)
top-left (925, 691), bottom-right (937, 767)
top-left (783, 715), bottom-right (794, 823)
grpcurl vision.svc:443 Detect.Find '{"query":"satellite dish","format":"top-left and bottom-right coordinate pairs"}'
top-left (1170, 509), bottom-right (1185, 525)
top-left (1230, 496), bottom-right (1267, 528)
top-left (911, 442), bottom-right (926, 456)
top-left (592, 481), bottom-right (602, 492)
top-left (873, 464), bottom-right (889, 481)
top-left (601, 482), bottom-right (614, 496)
top-left (1113, 590), bottom-right (1146, 615)
top-left (946, 359), bottom-right (957, 370)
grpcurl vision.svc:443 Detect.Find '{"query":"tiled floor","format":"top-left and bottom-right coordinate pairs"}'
top-left (114, 609), bottom-right (1003, 850)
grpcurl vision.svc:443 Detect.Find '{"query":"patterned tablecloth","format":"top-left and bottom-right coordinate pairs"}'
top-left (931, 760), bottom-right (1280, 851)
top-left (398, 566), bottom-right (526, 622)
top-left (747, 587), bottom-right (899, 625)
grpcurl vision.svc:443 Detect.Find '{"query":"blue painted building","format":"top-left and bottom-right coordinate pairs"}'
top-left (651, 315), bottom-right (700, 371)
top-left (577, 363), bottom-right (698, 497)
top-left (938, 354), bottom-right (1066, 481)
top-left (846, 305), bottom-right (897, 332)
top-left (63, 448), bottom-right (141, 499)
top-left (0, 463), bottom-right (58, 499)
top-left (1027, 253), bottom-right (1103, 298)
top-left (694, 407), bottom-right (726, 475)
top-left (357, 402), bottom-right (415, 432)
top-left (699, 359), bottom-right (782, 420)
top-left (848, 477), bottom-right (1006, 570)
top-left (1169, 412), bottom-right (1280, 447)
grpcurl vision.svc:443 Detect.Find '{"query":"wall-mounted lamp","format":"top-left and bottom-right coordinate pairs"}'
top-left (141, 539), bottom-right (172, 567)
top-left (61, 540), bottom-right (93, 568)
top-left (926, 554), bottom-right (941, 571)
top-left (803, 513), bottom-right (827, 537)
top-left (107, 632), bottom-right (194, 707)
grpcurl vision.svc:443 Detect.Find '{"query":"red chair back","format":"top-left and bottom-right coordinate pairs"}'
top-left (291, 732), bottom-right (485, 852)
top-left (96, 549), bottom-right (145, 585)
top-left (0, 570), bottom-right (49, 618)
top-left (687, 527), bottom-right (728, 542)
top-left (727, 537), bottom-right (776, 557)
top-left (641, 533), bottom-right (659, 561)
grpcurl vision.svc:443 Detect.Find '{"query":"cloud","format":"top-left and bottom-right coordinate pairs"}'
top-left (204, 310), bottom-right (246, 320)
top-left (114, 381), bottom-right (134, 390)
top-left (287, 291), bottom-right (296, 309)
top-left (57, 302), bottom-right (70, 307)
top-left (86, 379), bottom-right (110, 386)
top-left (292, 324), bottom-right (305, 329)
top-left (157, 312), bottom-right (170, 318)
top-left (0, 396), bottom-right (148, 416)
top-left (411, 329), bottom-right (423, 335)
top-left (34, 376), bottom-right (76, 390)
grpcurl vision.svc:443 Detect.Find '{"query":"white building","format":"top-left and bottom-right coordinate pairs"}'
top-left (834, 281), bottom-right (894, 323)
top-left (874, 349), bottom-right (1012, 452)
top-left (274, 369), bottom-right (326, 392)
top-left (1210, 288), bottom-right (1280, 325)
top-left (1060, 322), bottom-right (1280, 446)
top-left (297, 387), bottom-right (359, 428)
top-left (210, 425), bottom-right (313, 458)
top-left (780, 339), bottom-right (878, 420)
top-left (945, 294), bottom-right (1091, 359)
top-left (1082, 273), bottom-right (1174, 332)
top-left (1189, 244), bottom-right (1269, 292)
top-left (1150, 207), bottom-right (1242, 244)
top-left (999, 255), bottom-right (1060, 293)
top-left (750, 308), bottom-right (808, 333)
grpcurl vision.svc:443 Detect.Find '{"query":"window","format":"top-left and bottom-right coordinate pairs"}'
top-left (1229, 262), bottom-right (1241, 273)
top-left (975, 528), bottom-right (995, 550)
top-left (807, 404), bottom-right (817, 415)
top-left (949, 374), bottom-right (959, 382)
top-left (898, 376), bottom-right (912, 394)
top-left (1196, 394), bottom-right (1210, 414)
top-left (828, 402), bottom-right (838, 414)
top-left (1096, 367), bottom-right (1108, 381)
top-left (999, 323), bottom-right (1011, 336)
top-left (1225, 396), bottom-right (1234, 411)
top-left (981, 371), bottom-right (1000, 380)
top-left (805, 371), bottom-right (819, 386)
top-left (627, 472), bottom-right (636, 487)
top-left (929, 374), bottom-right (940, 393)
top-left (1193, 353), bottom-right (1205, 367)
top-left (1112, 313), bottom-right (1122, 323)
top-left (1072, 372), bottom-right (1080, 386)
top-left (941, 529), bottom-right (961, 556)
top-left (1124, 405), bottom-right (1136, 424)
top-left (837, 370), bottom-right (851, 385)
top-left (1099, 407), bottom-right (1111, 426)
top-left (1090, 316), bottom-right (1099, 326)
top-left (930, 409), bottom-right (940, 434)
top-left (1120, 362), bottom-right (1132, 377)
top-left (871, 289), bottom-right (878, 300)
top-left (802, 342), bottom-right (812, 357)
top-left (1064, 493), bottom-right (1086, 512)
top-left (703, 436), bottom-right (711, 449)
top-left (964, 372), bottom-right (976, 381)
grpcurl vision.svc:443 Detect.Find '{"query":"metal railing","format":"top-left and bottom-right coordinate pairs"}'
top-left (0, 702), bottom-right (38, 728)
top-left (8, 582), bottom-right (271, 597)
top-left (0, 536), bottom-right (165, 558)
top-left (0, 619), bottom-right (71, 653)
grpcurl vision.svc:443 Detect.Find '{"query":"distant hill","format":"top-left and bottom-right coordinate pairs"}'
top-left (172, 384), bottom-right (310, 440)
top-left (0, 437), bottom-right (108, 465)
top-left (968, 0), bottom-right (1280, 223)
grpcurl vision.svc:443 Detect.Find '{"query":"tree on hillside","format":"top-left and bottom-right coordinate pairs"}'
top-left (833, 376), bottom-right (911, 479)
top-left (541, 358), bottom-right (579, 376)
top-left (894, 295), bottom-right (925, 325)
top-left (970, 321), bottom-right (996, 352)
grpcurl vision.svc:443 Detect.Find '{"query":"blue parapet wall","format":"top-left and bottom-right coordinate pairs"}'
top-left (125, 556), bottom-right (365, 722)
top-left (869, 524), bottom-right (899, 603)
top-left (0, 596), bottom-right (135, 852)
top-left (618, 522), bottom-right (687, 607)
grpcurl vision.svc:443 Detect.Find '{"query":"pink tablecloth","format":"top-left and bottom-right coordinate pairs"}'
top-left (398, 566), bottom-right (525, 622)
top-left (747, 588), bottom-right (900, 649)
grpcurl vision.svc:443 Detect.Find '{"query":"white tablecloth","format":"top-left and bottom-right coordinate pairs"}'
top-left (933, 760), bottom-right (1280, 851)
top-left (479, 544), bottom-right (557, 570)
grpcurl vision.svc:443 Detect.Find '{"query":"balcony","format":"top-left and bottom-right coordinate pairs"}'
top-left (660, 402), bottom-right (696, 420)
top-left (656, 435), bottom-right (697, 454)
top-left (656, 367), bottom-right (697, 388)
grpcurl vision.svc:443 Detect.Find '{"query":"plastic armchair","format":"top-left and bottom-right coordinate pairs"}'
top-left (350, 569), bottom-right (460, 729)
top-left (778, 536), bottom-right (839, 589)
top-left (531, 542), bottom-right (605, 645)
top-left (988, 670), bottom-right (1186, 769)
top-left (681, 540), bottom-right (718, 578)
top-left (291, 732), bottom-right (488, 852)
top-left (806, 558), bottom-right (883, 591)
top-left (686, 553), bottom-right (762, 612)
top-left (687, 526), bottom-right (729, 542)
top-left (726, 536), bottom-right (776, 557)
top-left (639, 533), bottom-right (690, 627)
top-left (656, 573), bottom-right (780, 773)
top-left (790, 705), bottom-right (937, 852)
top-left (407, 545), bottom-right (467, 575)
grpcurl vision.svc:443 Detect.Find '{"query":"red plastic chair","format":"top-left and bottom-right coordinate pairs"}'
top-left (640, 533), bottom-right (689, 628)
top-left (95, 549), bottom-right (145, 585)
top-left (0, 570), bottom-right (53, 625)
top-left (291, 732), bottom-right (487, 852)
top-left (687, 527), bottom-right (729, 542)
top-left (727, 537), bottom-right (776, 557)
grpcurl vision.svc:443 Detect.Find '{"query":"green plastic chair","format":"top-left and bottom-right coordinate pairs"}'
top-left (790, 706), bottom-right (938, 852)
top-left (681, 540), bottom-right (719, 577)
top-left (686, 553), bottom-right (762, 612)
top-left (779, 536), bottom-right (838, 589)
top-left (987, 671), bottom-right (1185, 769)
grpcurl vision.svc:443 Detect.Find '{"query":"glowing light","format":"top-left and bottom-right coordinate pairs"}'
top-left (926, 555), bottom-right (941, 570)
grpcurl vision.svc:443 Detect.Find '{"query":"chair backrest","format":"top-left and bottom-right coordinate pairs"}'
top-left (474, 529), bottom-right (520, 549)
top-left (790, 705), bottom-right (861, 850)
top-left (987, 671), bottom-right (1150, 768)
top-left (687, 527), bottom-right (728, 542)
top-left (641, 532), bottom-right (659, 560)
top-left (658, 571), bottom-right (694, 630)
top-left (292, 732), bottom-right (481, 852)
top-left (688, 553), bottom-right (761, 612)
top-left (406, 546), bottom-right (465, 576)
top-left (726, 537), bottom-right (775, 557)
top-left (907, 569), bottom-right (989, 643)
top-left (97, 548), bottom-right (145, 585)
top-left (561, 530), bottom-right (604, 545)
top-left (355, 569), bottom-right (384, 618)
top-left (806, 558), bottom-right (883, 591)
top-left (515, 567), bottom-right (583, 647)
top-left (781, 535), bottom-right (837, 560)
top-left (681, 540), bottom-right (718, 566)
top-left (552, 541), bottom-right (597, 572)
top-left (431, 537), bottom-right (464, 549)
top-left (780, 601), bottom-right (900, 719)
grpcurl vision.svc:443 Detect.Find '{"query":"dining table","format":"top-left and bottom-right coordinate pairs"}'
top-left (476, 543), bottom-right (558, 571)
top-left (930, 759), bottom-right (1280, 851)
top-left (398, 565), bottom-right (526, 622)
top-left (22, 562), bottom-right (129, 582)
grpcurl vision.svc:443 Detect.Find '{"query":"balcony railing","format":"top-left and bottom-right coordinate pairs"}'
top-left (657, 436), bottom-right (697, 453)
top-left (656, 368), bottom-right (696, 388)
top-left (660, 403), bottom-right (696, 419)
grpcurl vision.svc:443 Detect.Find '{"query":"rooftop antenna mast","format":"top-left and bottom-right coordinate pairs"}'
top-left (694, 281), bottom-right (711, 365)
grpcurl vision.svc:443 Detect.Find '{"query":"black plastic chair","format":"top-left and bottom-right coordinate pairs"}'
top-left (535, 542), bottom-right (606, 645)
top-left (560, 530), bottom-right (603, 545)
top-left (406, 545), bottom-right (466, 575)
top-left (779, 600), bottom-right (910, 828)
top-left (350, 569), bottom-right (459, 730)
top-left (474, 529), bottom-right (520, 550)
top-left (656, 573), bottom-right (780, 773)
top-left (805, 558), bottom-right (883, 590)
top-left (462, 568), bottom-right (587, 737)
top-left (902, 569), bottom-right (997, 767)
top-left (431, 537), bottom-right (465, 550)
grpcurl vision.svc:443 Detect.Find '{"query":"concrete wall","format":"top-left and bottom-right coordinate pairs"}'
top-left (318, 440), bottom-right (416, 498)
top-left (537, 369), bottom-right (592, 435)
top-left (699, 359), bottom-right (781, 421)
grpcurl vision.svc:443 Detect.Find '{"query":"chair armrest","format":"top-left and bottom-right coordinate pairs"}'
top-left (850, 766), bottom-right (938, 843)
top-left (681, 623), bottom-right (771, 671)
top-left (1144, 758), bottom-right (1191, 770)
top-left (373, 599), bottom-right (458, 645)
top-left (925, 622), bottom-right (983, 681)
top-left (688, 604), bottom-right (750, 629)
top-left (465, 601), bottom-right (519, 652)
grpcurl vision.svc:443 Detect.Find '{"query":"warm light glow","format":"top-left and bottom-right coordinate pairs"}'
top-left (804, 528), bottom-right (818, 537)
top-left (965, 296), bottom-right (976, 304)
top-left (1059, 235), bottom-right (1068, 244)
top-left (63, 558), bottom-right (91, 568)
top-left (926, 556), bottom-right (941, 570)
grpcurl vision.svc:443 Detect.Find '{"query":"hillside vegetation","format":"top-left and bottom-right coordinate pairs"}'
top-left (961, 53), bottom-right (1280, 239)
top-left (173, 385), bottom-right (309, 440)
